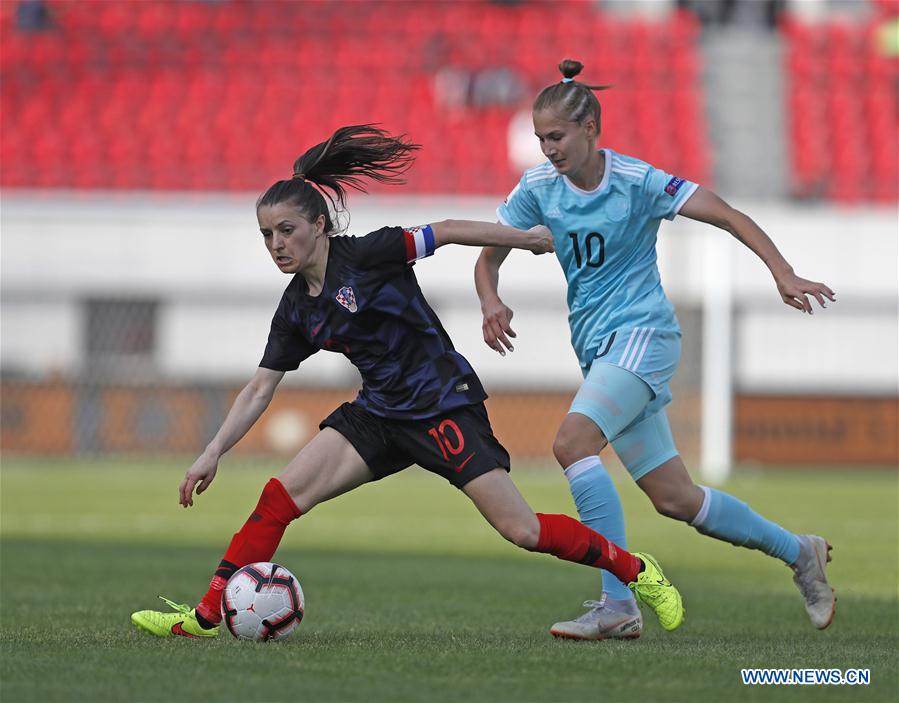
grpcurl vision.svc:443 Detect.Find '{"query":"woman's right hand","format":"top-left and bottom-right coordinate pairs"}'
top-left (523, 225), bottom-right (554, 255)
top-left (180, 452), bottom-right (219, 507)
top-left (482, 297), bottom-right (517, 355)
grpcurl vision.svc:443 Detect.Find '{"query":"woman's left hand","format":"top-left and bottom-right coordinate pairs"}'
top-left (775, 270), bottom-right (836, 314)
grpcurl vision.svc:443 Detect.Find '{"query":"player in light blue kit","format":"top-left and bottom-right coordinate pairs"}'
top-left (475, 59), bottom-right (837, 639)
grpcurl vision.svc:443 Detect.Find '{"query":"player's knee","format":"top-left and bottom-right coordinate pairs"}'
top-left (551, 436), bottom-right (572, 467)
top-left (553, 432), bottom-right (599, 469)
top-left (499, 519), bottom-right (540, 550)
top-left (649, 490), bottom-right (694, 521)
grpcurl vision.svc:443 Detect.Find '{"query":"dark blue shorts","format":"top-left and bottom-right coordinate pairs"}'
top-left (320, 401), bottom-right (511, 489)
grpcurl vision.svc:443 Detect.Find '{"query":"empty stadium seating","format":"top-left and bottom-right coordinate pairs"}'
top-left (0, 0), bottom-right (710, 193)
top-left (781, 13), bottom-right (898, 203)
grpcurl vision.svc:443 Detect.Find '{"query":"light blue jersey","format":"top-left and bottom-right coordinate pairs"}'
top-left (498, 150), bottom-right (805, 583)
top-left (497, 149), bottom-right (697, 386)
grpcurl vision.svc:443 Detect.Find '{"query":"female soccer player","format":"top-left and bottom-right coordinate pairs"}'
top-left (131, 125), bottom-right (683, 639)
top-left (475, 60), bottom-right (837, 640)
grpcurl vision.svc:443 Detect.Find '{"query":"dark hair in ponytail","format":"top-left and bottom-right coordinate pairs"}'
top-left (533, 59), bottom-right (612, 129)
top-left (257, 124), bottom-right (420, 234)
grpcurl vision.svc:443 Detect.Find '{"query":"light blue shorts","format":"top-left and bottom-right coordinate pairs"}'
top-left (569, 328), bottom-right (681, 480)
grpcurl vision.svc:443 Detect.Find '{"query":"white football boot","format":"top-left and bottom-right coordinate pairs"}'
top-left (550, 594), bottom-right (643, 640)
top-left (791, 534), bottom-right (836, 629)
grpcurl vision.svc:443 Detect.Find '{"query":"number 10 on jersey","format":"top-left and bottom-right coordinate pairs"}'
top-left (568, 231), bottom-right (605, 268)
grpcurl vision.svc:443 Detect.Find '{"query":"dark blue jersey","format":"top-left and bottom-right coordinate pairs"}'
top-left (260, 225), bottom-right (488, 419)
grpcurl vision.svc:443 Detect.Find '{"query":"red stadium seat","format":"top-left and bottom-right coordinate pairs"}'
top-left (782, 15), bottom-right (894, 202)
top-left (1, 0), bottom-right (713, 195)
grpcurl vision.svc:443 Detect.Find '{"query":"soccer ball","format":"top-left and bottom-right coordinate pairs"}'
top-left (221, 562), bottom-right (304, 641)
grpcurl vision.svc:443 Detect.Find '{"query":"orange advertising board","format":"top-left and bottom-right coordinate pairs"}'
top-left (735, 395), bottom-right (898, 466)
top-left (2, 382), bottom-right (896, 468)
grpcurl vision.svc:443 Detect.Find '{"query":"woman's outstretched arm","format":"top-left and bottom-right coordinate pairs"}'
top-left (679, 187), bottom-right (836, 314)
top-left (180, 367), bottom-right (285, 507)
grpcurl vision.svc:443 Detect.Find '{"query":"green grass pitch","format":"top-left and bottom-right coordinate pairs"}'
top-left (1, 458), bottom-right (897, 702)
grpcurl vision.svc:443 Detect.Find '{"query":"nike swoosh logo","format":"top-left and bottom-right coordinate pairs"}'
top-left (454, 452), bottom-right (476, 472)
top-left (171, 621), bottom-right (199, 638)
top-left (656, 579), bottom-right (671, 587)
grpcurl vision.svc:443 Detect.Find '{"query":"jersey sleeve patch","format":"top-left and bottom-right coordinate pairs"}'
top-left (664, 176), bottom-right (686, 196)
top-left (403, 224), bottom-right (436, 263)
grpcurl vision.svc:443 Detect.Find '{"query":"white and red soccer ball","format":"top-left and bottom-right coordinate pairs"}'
top-left (221, 562), bottom-right (304, 641)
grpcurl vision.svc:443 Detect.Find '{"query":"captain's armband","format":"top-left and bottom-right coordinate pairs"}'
top-left (402, 224), bottom-right (436, 263)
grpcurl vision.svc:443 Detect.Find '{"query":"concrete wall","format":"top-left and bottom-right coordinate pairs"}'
top-left (2, 191), bottom-right (897, 394)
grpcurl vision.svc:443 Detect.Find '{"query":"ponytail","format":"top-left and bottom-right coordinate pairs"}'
top-left (257, 125), bottom-right (420, 234)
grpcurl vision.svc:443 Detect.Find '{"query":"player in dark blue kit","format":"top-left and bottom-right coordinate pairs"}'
top-left (131, 125), bottom-right (684, 638)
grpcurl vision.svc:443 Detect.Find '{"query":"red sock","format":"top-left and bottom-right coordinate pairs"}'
top-left (532, 513), bottom-right (642, 585)
top-left (195, 478), bottom-right (301, 625)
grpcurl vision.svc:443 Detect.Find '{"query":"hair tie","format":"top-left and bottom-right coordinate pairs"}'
top-left (561, 77), bottom-right (574, 83)
top-left (292, 172), bottom-right (305, 181)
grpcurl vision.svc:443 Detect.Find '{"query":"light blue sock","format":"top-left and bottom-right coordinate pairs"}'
top-left (565, 457), bottom-right (634, 601)
top-left (691, 486), bottom-right (800, 564)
